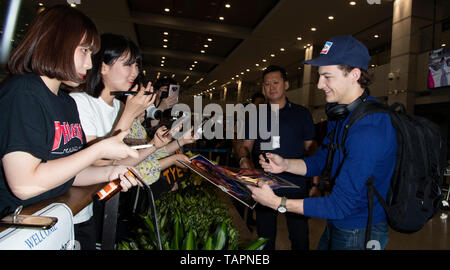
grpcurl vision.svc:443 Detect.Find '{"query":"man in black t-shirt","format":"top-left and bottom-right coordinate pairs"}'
top-left (238, 65), bottom-right (315, 250)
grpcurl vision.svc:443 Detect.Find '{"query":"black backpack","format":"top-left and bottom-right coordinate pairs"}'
top-left (322, 100), bottom-right (447, 249)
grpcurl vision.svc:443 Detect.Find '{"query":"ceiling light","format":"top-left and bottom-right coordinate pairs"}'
top-left (219, 16), bottom-right (224, 21)
top-left (161, 60), bottom-right (165, 63)
top-left (189, 68), bottom-right (193, 70)
top-left (163, 32), bottom-right (169, 36)
top-left (38, 2), bottom-right (44, 6)
top-left (262, 59), bottom-right (267, 62)
top-left (163, 45), bottom-right (168, 48)
top-left (307, 43), bottom-right (311, 46)
top-left (374, 34), bottom-right (380, 38)
top-left (164, 8), bottom-right (170, 12)
top-left (255, 63), bottom-right (260, 67)
top-left (349, 1), bottom-right (356, 5)
top-left (270, 54), bottom-right (275, 57)
top-left (280, 48), bottom-right (285, 51)
top-left (70, 3), bottom-right (76, 7)
top-left (328, 16), bottom-right (334, 20)
top-left (201, 50), bottom-right (206, 53)
top-left (162, 56), bottom-right (166, 59)
top-left (161, 64), bottom-right (164, 67)
top-left (297, 37), bottom-right (302, 41)
top-left (240, 72), bottom-right (244, 75)
top-left (163, 39), bottom-right (168, 42)
top-left (225, 3), bottom-right (231, 8)
top-left (204, 44), bottom-right (209, 48)
top-left (311, 27), bottom-right (317, 31)
top-left (442, 43), bottom-right (447, 47)
top-left (191, 64), bottom-right (195, 67)
top-left (246, 69), bottom-right (250, 72)
top-left (194, 61), bottom-right (198, 64)
top-left (207, 38), bottom-right (213, 42)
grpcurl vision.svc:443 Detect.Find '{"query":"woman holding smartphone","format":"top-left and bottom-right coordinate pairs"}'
top-left (0, 5), bottom-right (141, 249)
top-left (70, 33), bottom-right (194, 185)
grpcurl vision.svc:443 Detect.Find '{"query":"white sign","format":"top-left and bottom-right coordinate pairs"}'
top-left (0, 203), bottom-right (75, 250)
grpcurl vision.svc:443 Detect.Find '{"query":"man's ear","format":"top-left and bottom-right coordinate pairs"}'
top-left (350, 68), bottom-right (361, 83)
top-left (284, 80), bottom-right (290, 91)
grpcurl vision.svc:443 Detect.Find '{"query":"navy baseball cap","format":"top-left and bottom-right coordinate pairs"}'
top-left (303, 35), bottom-right (371, 70)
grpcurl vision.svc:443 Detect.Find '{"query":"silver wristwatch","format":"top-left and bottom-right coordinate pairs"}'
top-left (277, 197), bottom-right (287, 213)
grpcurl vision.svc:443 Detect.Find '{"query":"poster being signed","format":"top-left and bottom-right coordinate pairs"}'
top-left (178, 155), bottom-right (299, 209)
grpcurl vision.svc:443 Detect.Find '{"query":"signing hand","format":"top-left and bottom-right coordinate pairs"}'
top-left (247, 182), bottom-right (280, 210)
top-left (258, 152), bottom-right (288, 173)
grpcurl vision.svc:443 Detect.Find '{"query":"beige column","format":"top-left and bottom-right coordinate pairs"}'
top-left (388, 0), bottom-right (434, 113)
top-left (301, 45), bottom-right (316, 109)
top-left (223, 86), bottom-right (227, 101)
top-left (237, 80), bottom-right (242, 103)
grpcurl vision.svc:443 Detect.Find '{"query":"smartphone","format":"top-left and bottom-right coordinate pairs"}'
top-left (0, 215), bottom-right (58, 230)
top-left (111, 91), bottom-right (154, 96)
top-left (168, 84), bottom-right (180, 98)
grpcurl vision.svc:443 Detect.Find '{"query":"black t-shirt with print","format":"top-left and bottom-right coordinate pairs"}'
top-left (0, 73), bottom-right (86, 217)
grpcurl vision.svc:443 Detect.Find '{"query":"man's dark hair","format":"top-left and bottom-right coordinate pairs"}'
top-left (251, 92), bottom-right (265, 103)
top-left (263, 65), bottom-right (288, 81)
top-left (338, 65), bottom-right (373, 89)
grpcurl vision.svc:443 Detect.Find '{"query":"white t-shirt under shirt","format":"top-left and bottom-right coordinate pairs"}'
top-left (69, 92), bottom-right (123, 224)
top-left (70, 92), bottom-right (123, 138)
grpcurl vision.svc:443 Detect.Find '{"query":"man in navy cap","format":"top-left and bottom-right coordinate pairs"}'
top-left (247, 35), bottom-right (397, 250)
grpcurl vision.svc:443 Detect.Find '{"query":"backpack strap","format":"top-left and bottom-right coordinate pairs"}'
top-left (319, 127), bottom-right (344, 190)
top-left (340, 101), bottom-right (390, 249)
top-left (365, 177), bottom-right (389, 249)
top-left (341, 100), bottom-right (390, 145)
top-left (365, 177), bottom-right (374, 250)
top-left (321, 101), bottom-right (389, 189)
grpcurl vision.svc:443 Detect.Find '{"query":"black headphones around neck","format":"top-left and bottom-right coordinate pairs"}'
top-left (325, 89), bottom-right (369, 121)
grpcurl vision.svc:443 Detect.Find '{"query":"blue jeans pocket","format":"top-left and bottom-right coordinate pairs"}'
top-left (318, 222), bottom-right (389, 250)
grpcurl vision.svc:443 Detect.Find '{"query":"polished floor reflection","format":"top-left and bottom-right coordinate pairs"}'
top-left (273, 210), bottom-right (450, 250)
top-left (220, 189), bottom-right (450, 250)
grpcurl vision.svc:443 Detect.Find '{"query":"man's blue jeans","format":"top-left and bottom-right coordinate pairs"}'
top-left (317, 221), bottom-right (389, 250)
